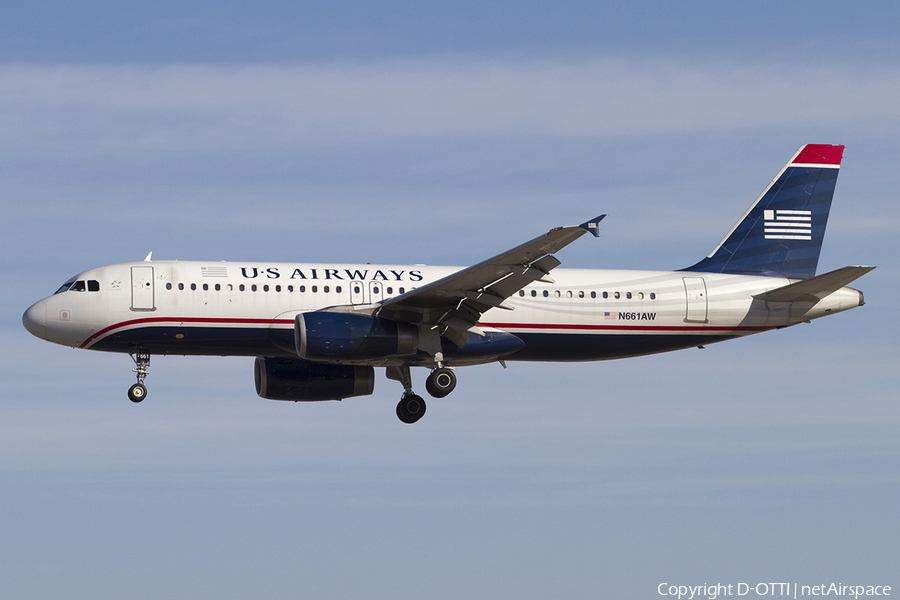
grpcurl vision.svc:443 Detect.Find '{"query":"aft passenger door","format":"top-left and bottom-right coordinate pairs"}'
top-left (131, 266), bottom-right (155, 311)
top-left (682, 277), bottom-right (707, 323)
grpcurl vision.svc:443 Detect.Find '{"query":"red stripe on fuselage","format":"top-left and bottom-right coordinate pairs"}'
top-left (480, 322), bottom-right (772, 333)
top-left (79, 316), bottom-right (294, 349)
top-left (81, 316), bottom-right (772, 349)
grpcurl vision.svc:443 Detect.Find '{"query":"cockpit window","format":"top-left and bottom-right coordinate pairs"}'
top-left (54, 279), bottom-right (76, 294)
top-left (54, 279), bottom-right (99, 293)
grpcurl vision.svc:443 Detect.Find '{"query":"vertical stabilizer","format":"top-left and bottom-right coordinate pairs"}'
top-left (683, 144), bottom-right (843, 280)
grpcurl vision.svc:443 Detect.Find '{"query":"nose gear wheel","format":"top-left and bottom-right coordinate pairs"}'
top-left (128, 383), bottom-right (147, 403)
top-left (128, 353), bottom-right (151, 403)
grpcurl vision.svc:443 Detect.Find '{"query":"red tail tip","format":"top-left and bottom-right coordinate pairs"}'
top-left (792, 144), bottom-right (844, 166)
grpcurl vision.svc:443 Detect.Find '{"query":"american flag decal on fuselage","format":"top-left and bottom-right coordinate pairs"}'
top-left (201, 266), bottom-right (229, 277)
top-left (764, 209), bottom-right (812, 240)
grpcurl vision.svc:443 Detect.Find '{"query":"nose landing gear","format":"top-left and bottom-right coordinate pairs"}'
top-left (128, 353), bottom-right (150, 403)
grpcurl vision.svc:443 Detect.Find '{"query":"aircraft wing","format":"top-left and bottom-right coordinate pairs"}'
top-left (374, 215), bottom-right (605, 347)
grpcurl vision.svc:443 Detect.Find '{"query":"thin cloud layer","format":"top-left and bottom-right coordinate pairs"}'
top-left (3, 58), bottom-right (900, 157)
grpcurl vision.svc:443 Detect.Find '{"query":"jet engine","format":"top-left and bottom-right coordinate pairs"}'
top-left (254, 357), bottom-right (375, 401)
top-left (295, 312), bottom-right (418, 361)
top-left (295, 310), bottom-right (526, 365)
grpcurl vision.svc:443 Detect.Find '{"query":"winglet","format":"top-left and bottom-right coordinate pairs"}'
top-left (579, 214), bottom-right (606, 237)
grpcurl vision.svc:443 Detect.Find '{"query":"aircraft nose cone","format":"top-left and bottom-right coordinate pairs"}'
top-left (23, 300), bottom-right (48, 340)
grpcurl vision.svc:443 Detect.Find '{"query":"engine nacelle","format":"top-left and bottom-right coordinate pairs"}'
top-left (296, 312), bottom-right (418, 361)
top-left (254, 357), bottom-right (375, 401)
top-left (444, 328), bottom-right (525, 362)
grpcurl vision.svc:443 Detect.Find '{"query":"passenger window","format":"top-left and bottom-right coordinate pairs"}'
top-left (638, 292), bottom-right (644, 300)
top-left (275, 285), bottom-right (281, 292)
top-left (252, 284), bottom-right (258, 292)
top-left (542, 290), bottom-right (549, 298)
top-left (191, 283), bottom-right (197, 291)
top-left (227, 284), bottom-right (233, 291)
top-left (531, 290), bottom-right (537, 297)
top-left (166, 283), bottom-right (172, 290)
top-left (591, 291), bottom-right (596, 299)
top-left (287, 285), bottom-right (293, 292)
top-left (263, 285), bottom-right (269, 292)
top-left (215, 284), bottom-right (221, 291)
top-left (519, 290), bottom-right (525, 297)
top-left (336, 286), bottom-right (342, 293)
top-left (88, 280), bottom-right (100, 292)
top-left (387, 287), bottom-right (393, 294)
top-left (312, 286), bottom-right (318, 293)
top-left (614, 292), bottom-right (620, 299)
top-left (650, 293), bottom-right (656, 300)
top-left (178, 283), bottom-right (184, 291)
top-left (399, 287), bottom-right (405, 294)
top-left (299, 286), bottom-right (306, 293)
top-left (239, 284), bottom-right (245, 291)
top-left (578, 291), bottom-right (584, 298)
top-left (203, 284), bottom-right (209, 291)
top-left (626, 292), bottom-right (632, 300)
top-left (324, 286), bottom-right (330, 293)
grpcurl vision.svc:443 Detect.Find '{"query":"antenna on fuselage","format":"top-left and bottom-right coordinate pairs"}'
top-left (143, 252), bottom-right (153, 262)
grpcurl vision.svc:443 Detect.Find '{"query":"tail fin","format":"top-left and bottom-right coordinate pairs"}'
top-left (683, 144), bottom-right (844, 280)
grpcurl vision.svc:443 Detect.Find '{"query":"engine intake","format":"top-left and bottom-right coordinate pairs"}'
top-left (254, 357), bottom-right (375, 401)
top-left (296, 312), bottom-right (418, 361)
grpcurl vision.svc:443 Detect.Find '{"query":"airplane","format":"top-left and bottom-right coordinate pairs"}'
top-left (22, 144), bottom-right (873, 423)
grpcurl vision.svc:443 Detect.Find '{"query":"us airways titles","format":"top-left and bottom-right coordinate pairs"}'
top-left (239, 267), bottom-right (425, 282)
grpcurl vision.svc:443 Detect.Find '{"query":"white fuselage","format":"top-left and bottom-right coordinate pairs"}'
top-left (23, 260), bottom-right (863, 364)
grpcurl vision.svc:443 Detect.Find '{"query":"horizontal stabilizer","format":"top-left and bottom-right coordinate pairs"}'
top-left (753, 266), bottom-right (875, 303)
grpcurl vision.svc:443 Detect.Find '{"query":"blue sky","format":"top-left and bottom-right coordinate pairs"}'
top-left (2, 2), bottom-right (899, 598)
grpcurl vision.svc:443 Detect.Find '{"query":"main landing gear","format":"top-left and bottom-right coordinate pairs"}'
top-left (425, 367), bottom-right (456, 398)
top-left (396, 392), bottom-right (426, 424)
top-left (128, 353), bottom-right (150, 403)
top-left (387, 364), bottom-right (458, 424)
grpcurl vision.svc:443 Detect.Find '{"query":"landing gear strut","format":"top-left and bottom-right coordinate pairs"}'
top-left (386, 365), bottom-right (426, 424)
top-left (128, 353), bottom-right (150, 403)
